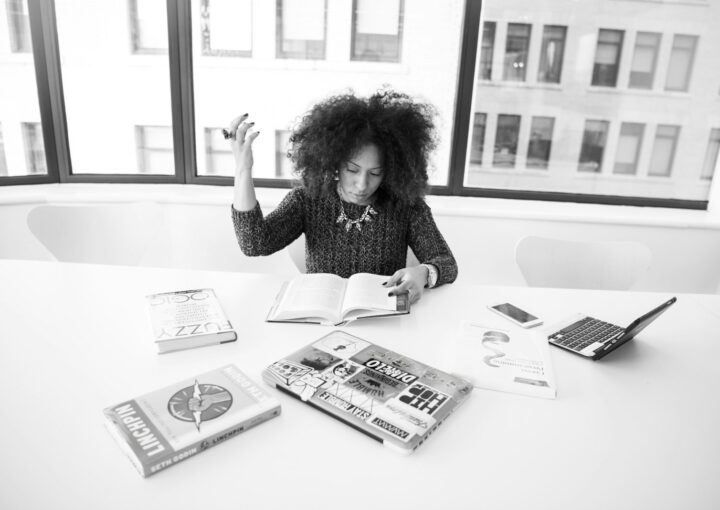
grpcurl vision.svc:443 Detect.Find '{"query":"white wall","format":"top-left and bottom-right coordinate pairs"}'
top-left (2, 183), bottom-right (719, 294)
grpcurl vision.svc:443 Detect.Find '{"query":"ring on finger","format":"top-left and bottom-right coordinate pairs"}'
top-left (222, 127), bottom-right (235, 140)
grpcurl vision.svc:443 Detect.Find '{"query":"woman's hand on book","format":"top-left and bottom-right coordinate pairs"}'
top-left (384, 265), bottom-right (429, 304)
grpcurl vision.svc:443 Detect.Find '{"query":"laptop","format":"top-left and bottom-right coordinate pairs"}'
top-left (546, 296), bottom-right (677, 360)
top-left (262, 330), bottom-right (473, 454)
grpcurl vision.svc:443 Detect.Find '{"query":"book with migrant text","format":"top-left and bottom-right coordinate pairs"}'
top-left (266, 273), bottom-right (409, 326)
top-left (103, 364), bottom-right (281, 477)
top-left (146, 288), bottom-right (237, 353)
top-left (443, 321), bottom-right (557, 399)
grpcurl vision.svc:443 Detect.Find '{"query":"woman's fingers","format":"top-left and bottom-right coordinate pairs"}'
top-left (223, 113), bottom-right (249, 140)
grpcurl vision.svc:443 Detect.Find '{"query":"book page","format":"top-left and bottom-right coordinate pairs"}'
top-left (272, 274), bottom-right (346, 322)
top-left (341, 273), bottom-right (397, 317)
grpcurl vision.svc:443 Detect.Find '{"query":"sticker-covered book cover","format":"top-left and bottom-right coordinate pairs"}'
top-left (104, 364), bottom-right (280, 477)
top-left (263, 331), bottom-right (472, 453)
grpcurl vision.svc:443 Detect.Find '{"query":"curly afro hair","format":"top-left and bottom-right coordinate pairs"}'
top-left (288, 89), bottom-right (438, 204)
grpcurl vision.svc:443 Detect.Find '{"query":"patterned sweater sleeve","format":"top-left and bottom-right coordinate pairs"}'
top-left (407, 200), bottom-right (458, 286)
top-left (230, 187), bottom-right (305, 256)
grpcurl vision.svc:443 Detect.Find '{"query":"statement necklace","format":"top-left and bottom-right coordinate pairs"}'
top-left (336, 191), bottom-right (377, 232)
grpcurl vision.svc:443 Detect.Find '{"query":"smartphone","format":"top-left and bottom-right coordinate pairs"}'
top-left (487, 302), bottom-right (543, 328)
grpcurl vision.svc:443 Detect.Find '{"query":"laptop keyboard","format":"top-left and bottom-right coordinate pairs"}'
top-left (549, 317), bottom-right (624, 352)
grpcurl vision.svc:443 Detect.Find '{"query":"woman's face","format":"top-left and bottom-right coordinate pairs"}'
top-left (338, 143), bottom-right (384, 205)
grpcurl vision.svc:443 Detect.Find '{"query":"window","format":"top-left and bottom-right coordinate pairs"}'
top-left (526, 117), bottom-right (554, 169)
top-left (665, 34), bottom-right (698, 92)
top-left (503, 23), bottom-right (531, 81)
top-left (200, 0), bottom-right (252, 57)
top-left (629, 32), bottom-right (661, 89)
top-left (469, 113), bottom-right (487, 166)
top-left (277, 0), bottom-right (325, 59)
top-left (648, 125), bottom-right (680, 177)
top-left (135, 126), bottom-right (173, 174)
top-left (614, 122), bottom-right (645, 175)
top-left (6, 0), bottom-right (31, 53)
top-left (21, 123), bottom-right (46, 175)
top-left (351, 0), bottom-right (403, 62)
top-left (128, 0), bottom-right (167, 54)
top-left (56, 0), bottom-right (175, 175)
top-left (592, 29), bottom-right (624, 87)
top-left (537, 25), bottom-right (566, 84)
top-left (0, 123), bottom-right (7, 176)
top-left (578, 120), bottom-right (609, 173)
top-left (275, 130), bottom-right (293, 178)
top-left (478, 22), bottom-right (496, 80)
top-left (204, 128), bottom-right (233, 176)
top-left (493, 114), bottom-right (521, 167)
top-left (701, 129), bottom-right (720, 181)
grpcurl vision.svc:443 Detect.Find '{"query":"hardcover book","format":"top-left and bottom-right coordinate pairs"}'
top-left (262, 330), bottom-right (472, 454)
top-left (103, 364), bottom-right (281, 477)
top-left (444, 321), bottom-right (557, 399)
top-left (146, 288), bottom-right (237, 353)
top-left (266, 273), bottom-right (409, 326)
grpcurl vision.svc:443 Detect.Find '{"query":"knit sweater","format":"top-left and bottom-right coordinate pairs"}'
top-left (231, 187), bottom-right (458, 286)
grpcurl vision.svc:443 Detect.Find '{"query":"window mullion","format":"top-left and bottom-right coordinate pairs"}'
top-left (167, 0), bottom-right (192, 183)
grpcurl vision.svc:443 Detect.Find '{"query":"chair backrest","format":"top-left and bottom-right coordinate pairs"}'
top-left (286, 237), bottom-right (421, 274)
top-left (286, 235), bottom-right (306, 273)
top-left (27, 202), bottom-right (163, 266)
top-left (515, 235), bottom-right (652, 290)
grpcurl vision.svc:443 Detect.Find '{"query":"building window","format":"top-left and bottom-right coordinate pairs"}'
top-left (135, 126), bottom-right (173, 174)
top-left (614, 122), bottom-right (645, 175)
top-left (664, 34), bottom-right (698, 92)
top-left (578, 120), bottom-right (609, 173)
top-left (493, 114), bottom-right (521, 167)
top-left (351, 0), bottom-right (403, 62)
top-left (592, 29), bottom-right (624, 87)
top-left (469, 113), bottom-right (487, 166)
top-left (204, 128), bottom-right (233, 176)
top-left (275, 130), bottom-right (293, 178)
top-left (526, 117), bottom-right (554, 169)
top-left (629, 32), bottom-right (661, 89)
top-left (7, 0), bottom-right (31, 53)
top-left (478, 22), bottom-right (496, 80)
top-left (503, 23), bottom-right (531, 82)
top-left (277, 0), bottom-right (325, 60)
top-left (701, 129), bottom-right (720, 181)
top-left (0, 123), bottom-right (7, 176)
top-left (200, 0), bottom-right (252, 57)
top-left (648, 125), bottom-right (680, 177)
top-left (21, 123), bottom-right (46, 175)
top-left (537, 25), bottom-right (566, 84)
top-left (128, 0), bottom-right (167, 54)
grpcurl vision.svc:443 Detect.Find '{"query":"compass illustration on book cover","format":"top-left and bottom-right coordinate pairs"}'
top-left (168, 380), bottom-right (233, 431)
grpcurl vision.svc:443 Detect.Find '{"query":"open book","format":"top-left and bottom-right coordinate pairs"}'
top-left (267, 273), bottom-right (410, 326)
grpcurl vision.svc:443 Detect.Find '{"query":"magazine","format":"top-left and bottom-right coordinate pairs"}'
top-left (444, 321), bottom-right (557, 399)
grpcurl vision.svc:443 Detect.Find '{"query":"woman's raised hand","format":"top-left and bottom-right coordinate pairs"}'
top-left (225, 113), bottom-right (260, 174)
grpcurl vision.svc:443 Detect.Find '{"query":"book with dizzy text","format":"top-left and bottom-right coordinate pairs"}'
top-left (266, 273), bottom-right (410, 326)
top-left (103, 364), bottom-right (281, 477)
top-left (146, 288), bottom-right (237, 353)
top-left (444, 321), bottom-right (557, 399)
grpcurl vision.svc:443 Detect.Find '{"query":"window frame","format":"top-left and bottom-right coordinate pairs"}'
top-left (0, 0), bottom-right (708, 210)
top-left (350, 0), bottom-right (404, 63)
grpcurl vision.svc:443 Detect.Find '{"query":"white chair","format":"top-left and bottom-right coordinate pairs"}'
top-left (286, 235), bottom-right (306, 273)
top-left (286, 236), bottom-right (421, 274)
top-left (515, 235), bottom-right (652, 291)
top-left (27, 202), bottom-right (163, 266)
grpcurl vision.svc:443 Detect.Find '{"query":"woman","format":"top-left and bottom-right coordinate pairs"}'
top-left (229, 89), bottom-right (457, 303)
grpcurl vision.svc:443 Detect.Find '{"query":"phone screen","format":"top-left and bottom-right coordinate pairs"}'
top-left (492, 303), bottom-right (538, 323)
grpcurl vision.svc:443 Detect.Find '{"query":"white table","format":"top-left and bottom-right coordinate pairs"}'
top-left (1, 260), bottom-right (718, 510)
